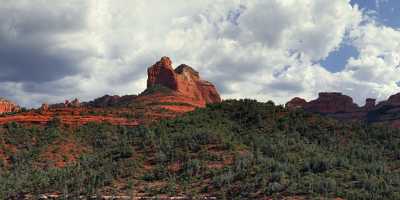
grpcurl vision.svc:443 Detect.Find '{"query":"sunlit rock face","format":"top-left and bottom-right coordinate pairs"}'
top-left (146, 56), bottom-right (221, 106)
top-left (0, 98), bottom-right (20, 114)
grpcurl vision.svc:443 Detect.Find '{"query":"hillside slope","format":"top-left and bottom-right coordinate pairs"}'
top-left (1, 100), bottom-right (399, 199)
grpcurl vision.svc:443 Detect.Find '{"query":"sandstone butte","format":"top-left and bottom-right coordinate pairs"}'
top-left (0, 57), bottom-right (222, 126)
top-left (143, 56), bottom-right (221, 107)
top-left (0, 98), bottom-right (20, 114)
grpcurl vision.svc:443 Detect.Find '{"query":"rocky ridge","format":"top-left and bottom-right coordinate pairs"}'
top-left (0, 57), bottom-right (221, 126)
top-left (286, 92), bottom-right (400, 128)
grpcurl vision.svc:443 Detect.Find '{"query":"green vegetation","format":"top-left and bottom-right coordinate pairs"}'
top-left (0, 99), bottom-right (399, 199)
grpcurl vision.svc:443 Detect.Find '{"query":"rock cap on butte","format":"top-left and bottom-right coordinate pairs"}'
top-left (146, 56), bottom-right (221, 105)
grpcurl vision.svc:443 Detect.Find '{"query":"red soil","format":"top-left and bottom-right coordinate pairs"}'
top-left (0, 109), bottom-right (140, 127)
top-left (38, 139), bottom-right (88, 168)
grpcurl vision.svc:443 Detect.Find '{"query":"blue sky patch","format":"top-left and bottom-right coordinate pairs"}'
top-left (319, 0), bottom-right (399, 73)
top-left (320, 43), bottom-right (359, 73)
top-left (351, 0), bottom-right (400, 28)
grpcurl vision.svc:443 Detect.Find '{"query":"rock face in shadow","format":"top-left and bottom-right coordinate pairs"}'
top-left (364, 98), bottom-right (376, 111)
top-left (286, 93), bottom-right (366, 120)
top-left (366, 93), bottom-right (400, 128)
top-left (386, 93), bottom-right (400, 106)
top-left (303, 92), bottom-right (359, 114)
top-left (0, 98), bottom-right (20, 114)
top-left (86, 95), bottom-right (137, 107)
top-left (286, 92), bottom-right (400, 128)
top-left (286, 97), bottom-right (307, 110)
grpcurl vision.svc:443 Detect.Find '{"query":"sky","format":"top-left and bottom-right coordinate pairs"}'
top-left (0, 0), bottom-right (399, 108)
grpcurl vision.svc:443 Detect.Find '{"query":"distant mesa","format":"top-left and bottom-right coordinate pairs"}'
top-left (304, 92), bottom-right (359, 114)
top-left (286, 91), bottom-right (400, 128)
top-left (286, 92), bottom-right (376, 115)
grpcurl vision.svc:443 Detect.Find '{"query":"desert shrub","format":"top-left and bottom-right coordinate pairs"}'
top-left (1, 99), bottom-right (400, 199)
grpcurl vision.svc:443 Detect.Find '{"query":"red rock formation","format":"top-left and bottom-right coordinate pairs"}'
top-left (89, 95), bottom-right (122, 107)
top-left (58, 98), bottom-right (81, 108)
top-left (0, 98), bottom-right (20, 114)
top-left (363, 98), bottom-right (376, 111)
top-left (286, 97), bottom-right (307, 110)
top-left (285, 93), bottom-right (368, 120)
top-left (304, 92), bottom-right (359, 114)
top-left (387, 93), bottom-right (400, 105)
top-left (147, 56), bottom-right (179, 90)
top-left (41, 103), bottom-right (49, 111)
top-left (285, 91), bottom-right (400, 128)
top-left (0, 57), bottom-right (222, 127)
top-left (70, 98), bottom-right (80, 107)
top-left (196, 80), bottom-right (221, 104)
top-left (146, 57), bottom-right (221, 106)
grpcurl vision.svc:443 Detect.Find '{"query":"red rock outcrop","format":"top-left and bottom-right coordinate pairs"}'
top-left (303, 92), bottom-right (359, 114)
top-left (50, 98), bottom-right (82, 109)
top-left (285, 92), bottom-right (400, 127)
top-left (70, 98), bottom-right (80, 107)
top-left (363, 98), bottom-right (376, 111)
top-left (88, 95), bottom-right (123, 107)
top-left (387, 93), bottom-right (400, 105)
top-left (286, 93), bottom-right (381, 115)
top-left (285, 93), bottom-right (367, 120)
top-left (286, 97), bottom-right (307, 110)
top-left (0, 98), bottom-right (20, 114)
top-left (146, 57), bottom-right (221, 106)
top-left (40, 103), bottom-right (49, 111)
top-left (147, 57), bottom-right (179, 91)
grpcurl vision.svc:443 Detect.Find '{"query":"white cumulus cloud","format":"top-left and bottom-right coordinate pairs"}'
top-left (0, 0), bottom-right (399, 107)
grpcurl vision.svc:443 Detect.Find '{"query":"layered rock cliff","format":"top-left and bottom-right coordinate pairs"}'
top-left (0, 98), bottom-right (20, 114)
